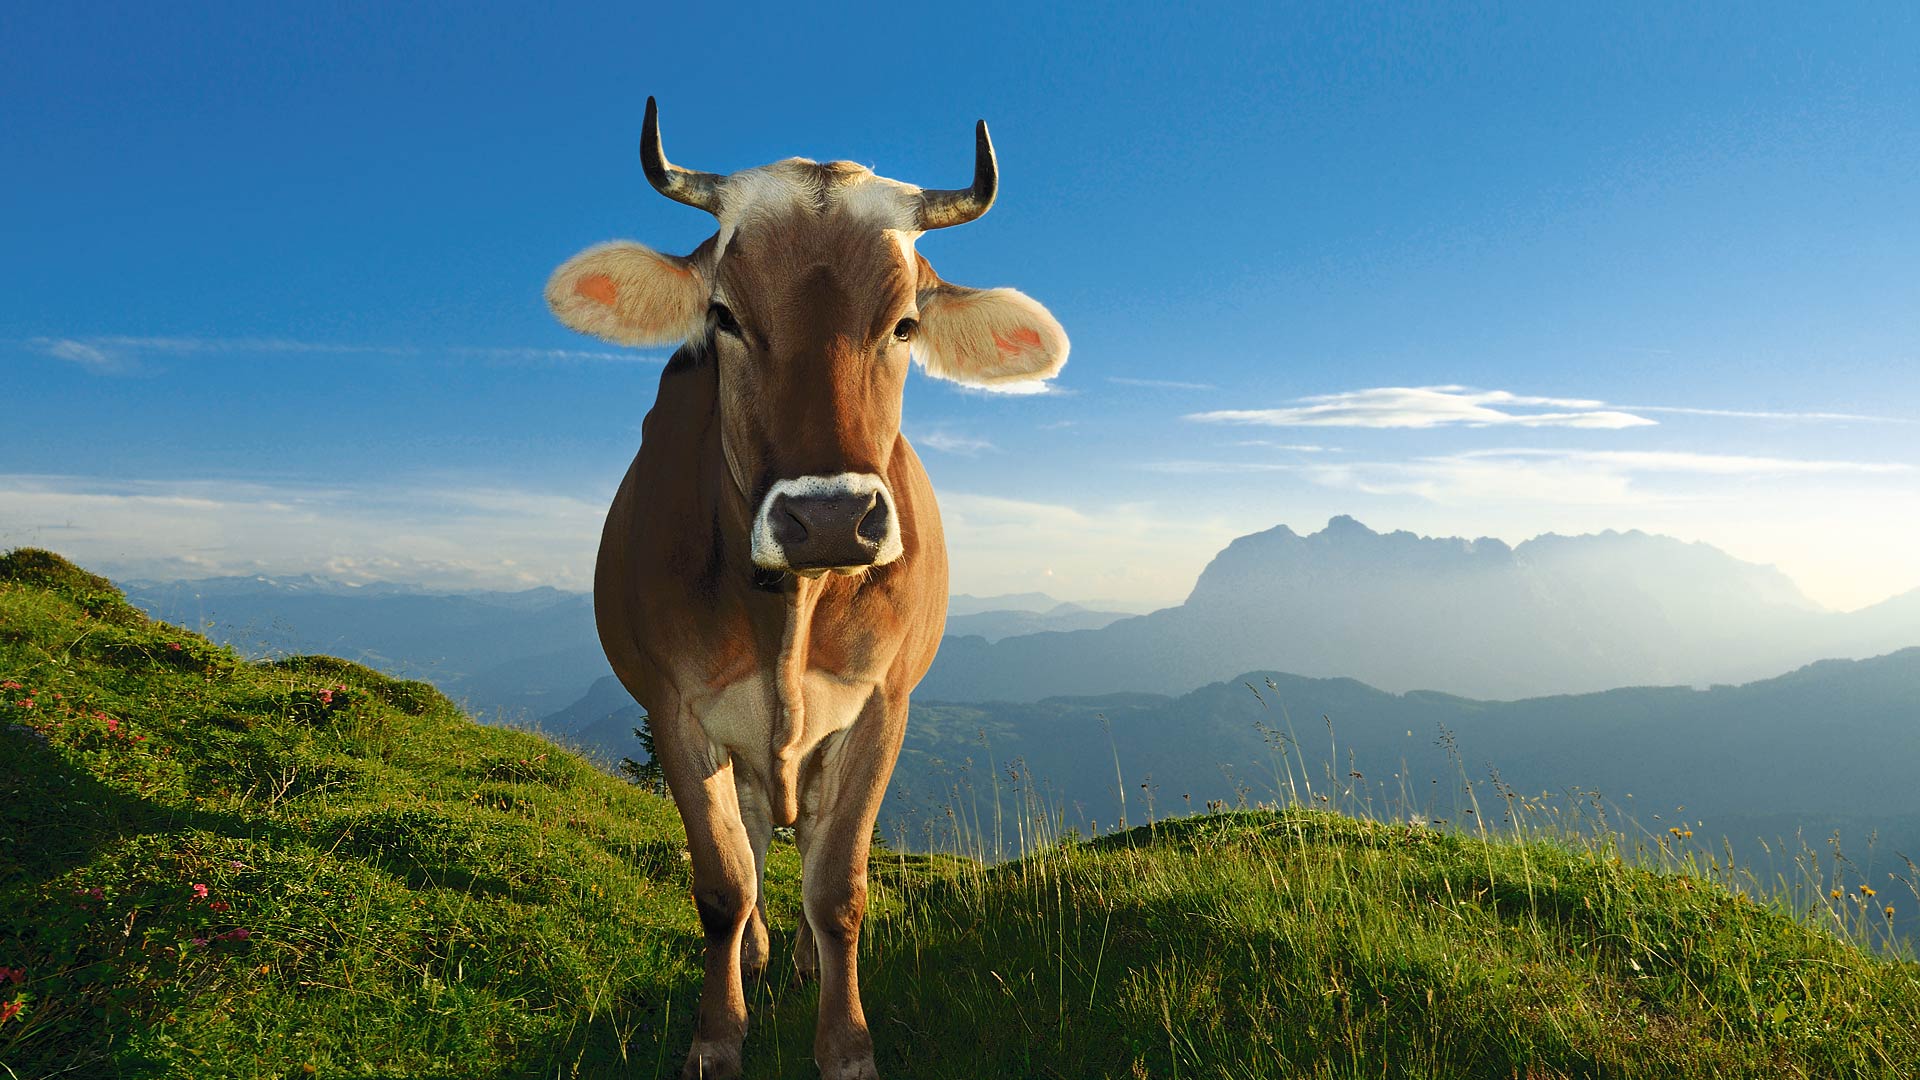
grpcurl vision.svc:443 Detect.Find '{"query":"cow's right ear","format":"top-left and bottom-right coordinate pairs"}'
top-left (546, 241), bottom-right (708, 347)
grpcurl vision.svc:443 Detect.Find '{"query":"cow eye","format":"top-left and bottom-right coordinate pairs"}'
top-left (892, 317), bottom-right (919, 342)
top-left (710, 302), bottom-right (742, 337)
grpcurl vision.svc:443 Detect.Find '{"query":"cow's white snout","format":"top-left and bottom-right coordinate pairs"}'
top-left (751, 473), bottom-right (903, 572)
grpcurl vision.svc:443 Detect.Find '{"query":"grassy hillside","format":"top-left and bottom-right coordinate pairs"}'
top-left (4, 550), bottom-right (1919, 1078)
top-left (894, 659), bottom-right (1920, 930)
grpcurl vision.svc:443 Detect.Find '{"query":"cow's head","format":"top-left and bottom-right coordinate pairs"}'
top-left (548, 98), bottom-right (1067, 576)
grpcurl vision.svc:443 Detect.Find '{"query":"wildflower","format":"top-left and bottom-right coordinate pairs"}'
top-left (1887, 905), bottom-right (1898, 919)
top-left (1861, 885), bottom-right (1878, 899)
top-left (0, 966), bottom-right (22, 985)
top-left (190, 883), bottom-right (209, 901)
top-left (0, 1000), bottom-right (20, 1024)
top-left (0, 681), bottom-right (20, 690)
top-left (318, 689), bottom-right (333, 705)
top-left (15, 700), bottom-right (32, 709)
top-left (209, 901), bottom-right (230, 913)
top-left (229, 861), bottom-right (246, 870)
top-left (167, 643), bottom-right (182, 651)
top-left (1831, 888), bottom-right (1843, 900)
top-left (190, 937), bottom-right (208, 947)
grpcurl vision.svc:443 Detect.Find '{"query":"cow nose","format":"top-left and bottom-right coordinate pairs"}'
top-left (769, 489), bottom-right (891, 569)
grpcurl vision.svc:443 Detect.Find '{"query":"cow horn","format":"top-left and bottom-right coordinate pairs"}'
top-left (639, 96), bottom-right (724, 215)
top-left (916, 120), bottom-right (998, 230)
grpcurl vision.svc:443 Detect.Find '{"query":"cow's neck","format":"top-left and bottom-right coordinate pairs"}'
top-left (702, 422), bottom-right (835, 826)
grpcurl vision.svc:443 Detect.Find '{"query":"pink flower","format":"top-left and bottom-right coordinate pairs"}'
top-left (104, 717), bottom-right (119, 734)
top-left (229, 861), bottom-right (246, 870)
top-left (190, 937), bottom-right (208, 947)
top-left (318, 689), bottom-right (333, 705)
top-left (0, 681), bottom-right (21, 690)
top-left (15, 700), bottom-right (32, 709)
top-left (190, 883), bottom-right (208, 901)
top-left (223, 928), bottom-right (251, 941)
top-left (209, 901), bottom-right (230, 913)
top-left (167, 643), bottom-right (182, 651)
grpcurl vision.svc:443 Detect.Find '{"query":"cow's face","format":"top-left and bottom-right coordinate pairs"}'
top-left (548, 102), bottom-right (1067, 576)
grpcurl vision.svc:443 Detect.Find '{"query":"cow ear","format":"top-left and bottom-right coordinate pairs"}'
top-left (914, 281), bottom-right (1069, 387)
top-left (546, 241), bottom-right (707, 347)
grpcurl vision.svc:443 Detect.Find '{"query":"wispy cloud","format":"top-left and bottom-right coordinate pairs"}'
top-left (1108, 376), bottom-right (1217, 391)
top-left (34, 338), bottom-right (131, 374)
top-left (1287, 448), bottom-right (1913, 507)
top-left (942, 379), bottom-right (1067, 397)
top-left (1623, 404), bottom-right (1912, 424)
top-left (917, 430), bottom-right (998, 456)
top-left (1232, 440), bottom-right (1338, 452)
top-left (1148, 446), bottom-right (1910, 497)
top-left (0, 473), bottom-right (607, 590)
top-left (1187, 386), bottom-right (1655, 430)
top-left (1145, 461), bottom-right (1298, 474)
top-left (1451, 448), bottom-right (1912, 476)
top-left (25, 334), bottom-right (664, 374)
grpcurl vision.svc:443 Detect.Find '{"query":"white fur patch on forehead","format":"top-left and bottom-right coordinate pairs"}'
top-left (714, 159), bottom-right (921, 259)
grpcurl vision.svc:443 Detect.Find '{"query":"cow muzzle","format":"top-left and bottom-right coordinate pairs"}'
top-left (751, 473), bottom-right (904, 574)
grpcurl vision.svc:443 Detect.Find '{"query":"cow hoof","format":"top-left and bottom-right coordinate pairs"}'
top-left (817, 1055), bottom-right (879, 1080)
top-left (681, 1040), bottom-right (743, 1080)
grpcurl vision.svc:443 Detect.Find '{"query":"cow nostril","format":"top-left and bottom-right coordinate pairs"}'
top-left (773, 504), bottom-right (809, 547)
top-left (857, 494), bottom-right (890, 545)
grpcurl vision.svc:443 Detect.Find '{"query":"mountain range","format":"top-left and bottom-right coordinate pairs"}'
top-left (124, 517), bottom-right (1920, 718)
top-left (921, 516), bottom-right (1920, 702)
top-left (122, 579), bottom-right (1120, 722)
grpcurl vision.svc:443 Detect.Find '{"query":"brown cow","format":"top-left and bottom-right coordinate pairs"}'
top-left (546, 98), bottom-right (1067, 1079)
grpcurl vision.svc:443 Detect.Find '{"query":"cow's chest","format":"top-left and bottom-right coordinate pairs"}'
top-left (687, 668), bottom-right (876, 783)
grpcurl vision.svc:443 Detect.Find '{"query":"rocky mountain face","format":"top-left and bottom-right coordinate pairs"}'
top-left (918, 517), bottom-right (1917, 702)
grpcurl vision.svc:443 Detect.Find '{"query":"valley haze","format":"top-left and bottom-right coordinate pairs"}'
top-left (124, 514), bottom-right (1920, 917)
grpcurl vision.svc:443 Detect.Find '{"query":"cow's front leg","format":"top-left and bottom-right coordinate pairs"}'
top-left (655, 705), bottom-right (758, 1080)
top-left (797, 694), bottom-right (907, 1080)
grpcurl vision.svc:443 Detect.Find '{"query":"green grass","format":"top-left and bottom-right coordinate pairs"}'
top-left (3, 548), bottom-right (1918, 1078)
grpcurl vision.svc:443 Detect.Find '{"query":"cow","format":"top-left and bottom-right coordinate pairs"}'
top-left (545, 98), bottom-right (1068, 1080)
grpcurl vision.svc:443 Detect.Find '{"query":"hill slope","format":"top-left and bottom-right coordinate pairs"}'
top-left (895, 652), bottom-right (1920, 867)
top-left (123, 575), bottom-right (612, 725)
top-left (6, 550), bottom-right (1918, 1078)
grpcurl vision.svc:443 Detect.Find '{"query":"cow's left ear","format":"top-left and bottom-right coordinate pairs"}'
top-left (914, 280), bottom-right (1069, 387)
top-left (546, 241), bottom-right (708, 347)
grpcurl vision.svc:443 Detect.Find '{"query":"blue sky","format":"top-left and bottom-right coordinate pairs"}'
top-left (4, 4), bottom-right (1917, 610)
